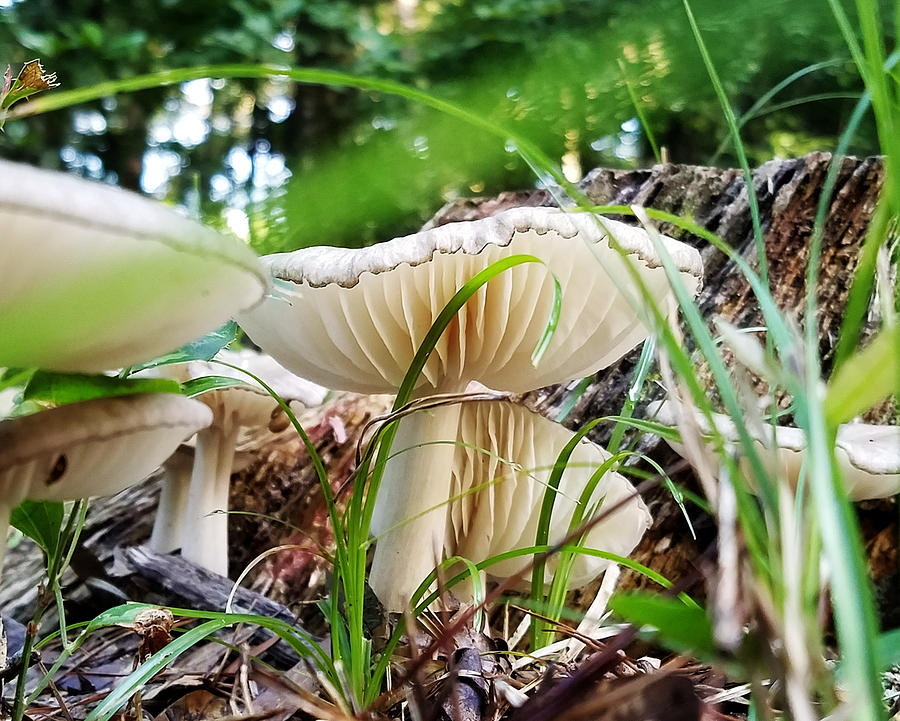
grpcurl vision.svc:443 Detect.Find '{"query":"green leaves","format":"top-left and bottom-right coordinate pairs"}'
top-left (125, 321), bottom-right (240, 375)
top-left (23, 372), bottom-right (180, 406)
top-left (609, 592), bottom-right (716, 661)
top-left (10, 500), bottom-right (64, 558)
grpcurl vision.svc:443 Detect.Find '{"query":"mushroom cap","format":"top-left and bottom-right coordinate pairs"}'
top-left (215, 349), bottom-right (329, 409)
top-left (238, 207), bottom-right (703, 395)
top-left (0, 393), bottom-right (213, 503)
top-left (155, 348), bottom-right (328, 431)
top-left (648, 400), bottom-right (900, 500)
top-left (369, 399), bottom-right (652, 608)
top-left (0, 160), bottom-right (269, 373)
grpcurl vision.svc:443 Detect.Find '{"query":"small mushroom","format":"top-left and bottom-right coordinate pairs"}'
top-left (236, 207), bottom-right (702, 607)
top-left (0, 393), bottom-right (212, 576)
top-left (371, 399), bottom-right (651, 609)
top-left (147, 350), bottom-right (328, 575)
top-left (648, 399), bottom-right (900, 500)
top-left (0, 159), bottom-right (269, 373)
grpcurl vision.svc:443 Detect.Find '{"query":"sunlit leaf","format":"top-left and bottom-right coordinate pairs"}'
top-left (10, 500), bottom-right (64, 558)
top-left (23, 371), bottom-right (180, 406)
top-left (181, 375), bottom-right (249, 397)
top-left (125, 321), bottom-right (240, 375)
top-left (824, 324), bottom-right (898, 425)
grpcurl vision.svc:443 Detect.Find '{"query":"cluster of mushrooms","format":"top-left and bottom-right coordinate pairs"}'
top-left (4, 157), bottom-right (897, 615)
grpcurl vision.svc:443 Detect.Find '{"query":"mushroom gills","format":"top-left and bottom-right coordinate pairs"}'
top-left (238, 207), bottom-right (703, 397)
top-left (368, 399), bottom-right (651, 610)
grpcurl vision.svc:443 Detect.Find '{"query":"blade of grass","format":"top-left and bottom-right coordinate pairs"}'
top-left (414, 545), bottom-right (699, 612)
top-left (683, 0), bottom-right (768, 290)
top-left (554, 375), bottom-right (594, 423)
top-left (618, 58), bottom-right (660, 163)
top-left (3, 63), bottom-right (581, 205)
top-left (607, 336), bottom-right (656, 456)
top-left (825, 280), bottom-right (899, 423)
top-left (530, 416), bottom-right (609, 647)
top-left (710, 58), bottom-right (850, 163)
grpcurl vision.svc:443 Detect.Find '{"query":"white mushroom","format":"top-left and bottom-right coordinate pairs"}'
top-left (237, 207), bottom-right (702, 607)
top-left (648, 399), bottom-right (900, 500)
top-left (372, 399), bottom-right (651, 609)
top-left (0, 159), bottom-right (269, 373)
top-left (0, 393), bottom-right (212, 576)
top-left (237, 207), bottom-right (703, 395)
top-left (147, 350), bottom-right (328, 575)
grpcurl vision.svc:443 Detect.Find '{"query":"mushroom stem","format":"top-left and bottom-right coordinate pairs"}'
top-left (181, 422), bottom-right (240, 576)
top-left (369, 403), bottom-right (463, 611)
top-left (0, 485), bottom-right (33, 580)
top-left (148, 449), bottom-right (194, 553)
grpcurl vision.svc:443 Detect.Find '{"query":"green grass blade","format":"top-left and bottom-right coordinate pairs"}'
top-left (587, 205), bottom-right (795, 354)
top-left (825, 323), bottom-right (898, 424)
top-left (3, 63), bottom-right (580, 203)
top-left (833, 200), bottom-right (891, 371)
top-left (530, 416), bottom-right (606, 647)
top-left (618, 58), bottom-right (661, 163)
top-left (413, 545), bottom-right (699, 612)
top-left (554, 375), bottom-right (594, 423)
top-left (607, 336), bottom-right (656, 456)
top-left (807, 51), bottom-right (898, 368)
top-left (531, 272), bottom-right (562, 366)
top-left (83, 619), bottom-right (229, 721)
top-left (710, 59), bottom-right (850, 162)
top-left (682, 0), bottom-right (768, 289)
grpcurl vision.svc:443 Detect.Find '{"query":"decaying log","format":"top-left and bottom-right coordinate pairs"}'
top-left (431, 152), bottom-right (890, 426)
top-left (1, 152), bottom-right (895, 630)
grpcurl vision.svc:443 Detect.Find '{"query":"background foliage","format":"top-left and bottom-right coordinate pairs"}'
top-left (0, 0), bottom-right (887, 249)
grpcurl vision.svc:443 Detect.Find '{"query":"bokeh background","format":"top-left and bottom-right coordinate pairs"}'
top-left (0, 0), bottom-right (885, 251)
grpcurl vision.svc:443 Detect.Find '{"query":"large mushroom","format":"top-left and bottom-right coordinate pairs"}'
top-left (237, 207), bottom-right (703, 607)
top-left (0, 159), bottom-right (269, 373)
top-left (0, 393), bottom-right (212, 576)
top-left (147, 349), bottom-right (328, 575)
top-left (648, 399), bottom-right (900, 500)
